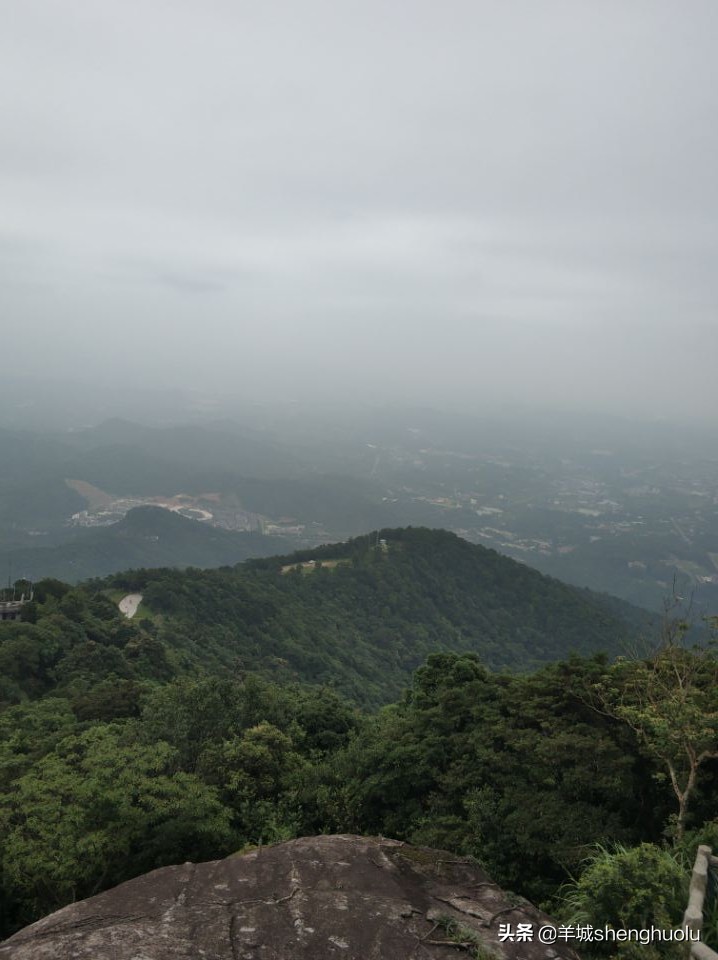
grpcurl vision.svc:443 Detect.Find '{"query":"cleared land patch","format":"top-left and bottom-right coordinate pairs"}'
top-left (118, 593), bottom-right (143, 618)
top-left (281, 558), bottom-right (349, 575)
top-left (65, 479), bottom-right (114, 510)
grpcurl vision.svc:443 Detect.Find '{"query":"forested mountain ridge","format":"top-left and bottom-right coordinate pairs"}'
top-left (1, 527), bottom-right (649, 712)
top-left (108, 526), bottom-right (651, 705)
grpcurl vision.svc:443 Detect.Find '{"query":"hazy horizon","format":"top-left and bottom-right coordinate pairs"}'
top-left (3, 1), bottom-right (718, 421)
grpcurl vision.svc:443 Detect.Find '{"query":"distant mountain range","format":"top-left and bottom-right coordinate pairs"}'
top-left (2, 412), bottom-right (716, 615)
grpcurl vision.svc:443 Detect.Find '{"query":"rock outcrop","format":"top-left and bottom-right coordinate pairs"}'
top-left (0, 835), bottom-right (579, 959)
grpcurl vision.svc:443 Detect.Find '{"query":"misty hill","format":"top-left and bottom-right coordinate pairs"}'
top-left (0, 418), bottom-right (307, 525)
top-left (0, 421), bottom-right (392, 544)
top-left (67, 418), bottom-right (309, 492)
top-left (5, 412), bottom-right (717, 618)
top-left (113, 527), bottom-right (651, 704)
top-left (0, 507), bottom-right (292, 583)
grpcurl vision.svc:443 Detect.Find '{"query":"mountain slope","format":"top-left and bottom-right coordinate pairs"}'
top-left (116, 527), bottom-right (651, 705)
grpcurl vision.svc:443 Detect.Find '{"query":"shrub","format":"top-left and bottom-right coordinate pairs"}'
top-left (561, 843), bottom-right (687, 958)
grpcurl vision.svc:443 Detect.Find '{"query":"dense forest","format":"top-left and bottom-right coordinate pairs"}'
top-left (105, 527), bottom-right (651, 705)
top-left (1, 530), bottom-right (716, 958)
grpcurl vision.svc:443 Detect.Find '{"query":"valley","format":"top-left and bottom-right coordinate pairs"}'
top-left (1, 407), bottom-right (716, 615)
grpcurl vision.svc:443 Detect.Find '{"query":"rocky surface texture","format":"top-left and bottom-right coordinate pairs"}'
top-left (0, 835), bottom-right (580, 959)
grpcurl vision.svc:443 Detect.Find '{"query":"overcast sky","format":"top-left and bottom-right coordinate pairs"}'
top-left (2, 0), bottom-right (717, 420)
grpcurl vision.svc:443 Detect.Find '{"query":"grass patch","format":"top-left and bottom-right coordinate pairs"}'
top-left (432, 916), bottom-right (498, 959)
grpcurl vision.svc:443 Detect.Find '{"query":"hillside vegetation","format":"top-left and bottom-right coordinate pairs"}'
top-left (109, 527), bottom-right (652, 704)
top-left (0, 530), bottom-right (715, 956)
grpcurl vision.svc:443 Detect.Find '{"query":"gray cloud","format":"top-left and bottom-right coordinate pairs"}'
top-left (1, 0), bottom-right (717, 419)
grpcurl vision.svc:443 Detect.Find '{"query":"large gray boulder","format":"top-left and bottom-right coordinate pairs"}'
top-left (0, 835), bottom-right (579, 959)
